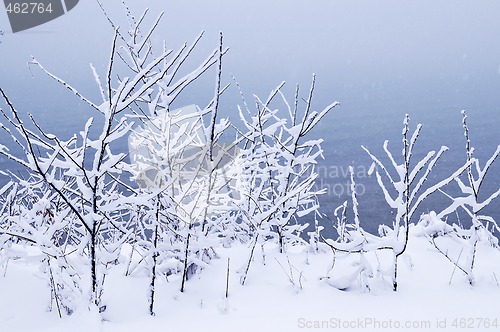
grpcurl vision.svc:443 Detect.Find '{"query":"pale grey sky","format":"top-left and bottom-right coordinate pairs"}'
top-left (1, 0), bottom-right (500, 144)
top-left (2, 0), bottom-right (500, 92)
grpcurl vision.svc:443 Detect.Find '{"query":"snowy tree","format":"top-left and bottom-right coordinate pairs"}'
top-left (359, 114), bottom-right (475, 290)
top-left (128, 101), bottom-right (240, 313)
top-left (99, 5), bottom-right (234, 313)
top-left (321, 167), bottom-right (375, 291)
top-left (322, 114), bottom-right (474, 291)
top-left (0, 77), bottom-right (131, 312)
top-left (418, 111), bottom-right (500, 285)
top-left (0, 1), bottom-right (224, 311)
top-left (439, 111), bottom-right (500, 245)
top-left (0, 178), bottom-right (85, 315)
top-left (360, 115), bottom-right (478, 290)
top-left (235, 76), bottom-right (338, 284)
top-left (0, 181), bottom-right (24, 277)
top-left (126, 33), bottom-right (234, 309)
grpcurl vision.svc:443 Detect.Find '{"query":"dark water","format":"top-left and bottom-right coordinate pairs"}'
top-left (1, 75), bottom-right (499, 237)
top-left (311, 77), bottom-right (500, 236)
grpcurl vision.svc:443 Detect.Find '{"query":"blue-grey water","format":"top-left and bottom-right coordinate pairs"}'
top-left (312, 77), bottom-right (500, 236)
top-left (0, 75), bottom-right (499, 238)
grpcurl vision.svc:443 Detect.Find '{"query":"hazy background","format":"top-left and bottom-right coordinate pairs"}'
top-left (2, 1), bottom-right (500, 85)
top-left (1, 1), bottom-right (499, 233)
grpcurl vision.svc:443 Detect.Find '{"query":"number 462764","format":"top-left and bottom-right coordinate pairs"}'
top-left (452, 318), bottom-right (498, 329)
top-left (6, 2), bottom-right (53, 14)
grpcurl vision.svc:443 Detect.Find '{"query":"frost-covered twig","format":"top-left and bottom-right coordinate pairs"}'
top-left (429, 111), bottom-right (500, 284)
top-left (361, 114), bottom-right (465, 291)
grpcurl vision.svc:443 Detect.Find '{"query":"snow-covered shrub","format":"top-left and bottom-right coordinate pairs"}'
top-left (92, 5), bottom-right (235, 313)
top-left (235, 77), bottom-right (338, 284)
top-left (321, 166), bottom-right (381, 292)
top-left (0, 1), bottom-right (224, 313)
top-left (0, 73), bottom-right (132, 311)
top-left (0, 182), bottom-right (28, 276)
top-left (322, 115), bottom-right (474, 292)
top-left (415, 111), bottom-right (500, 285)
top-left (0, 182), bottom-right (21, 252)
top-left (0, 179), bottom-right (85, 316)
top-left (127, 102), bottom-right (239, 313)
top-left (360, 114), bottom-right (476, 290)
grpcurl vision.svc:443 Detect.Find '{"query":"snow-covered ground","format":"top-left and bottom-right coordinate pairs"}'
top-left (1, 225), bottom-right (499, 332)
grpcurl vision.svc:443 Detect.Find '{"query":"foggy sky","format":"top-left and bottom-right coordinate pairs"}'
top-left (2, 0), bottom-right (500, 92)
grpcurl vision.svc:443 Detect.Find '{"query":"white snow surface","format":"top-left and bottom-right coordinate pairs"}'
top-left (1, 228), bottom-right (499, 332)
